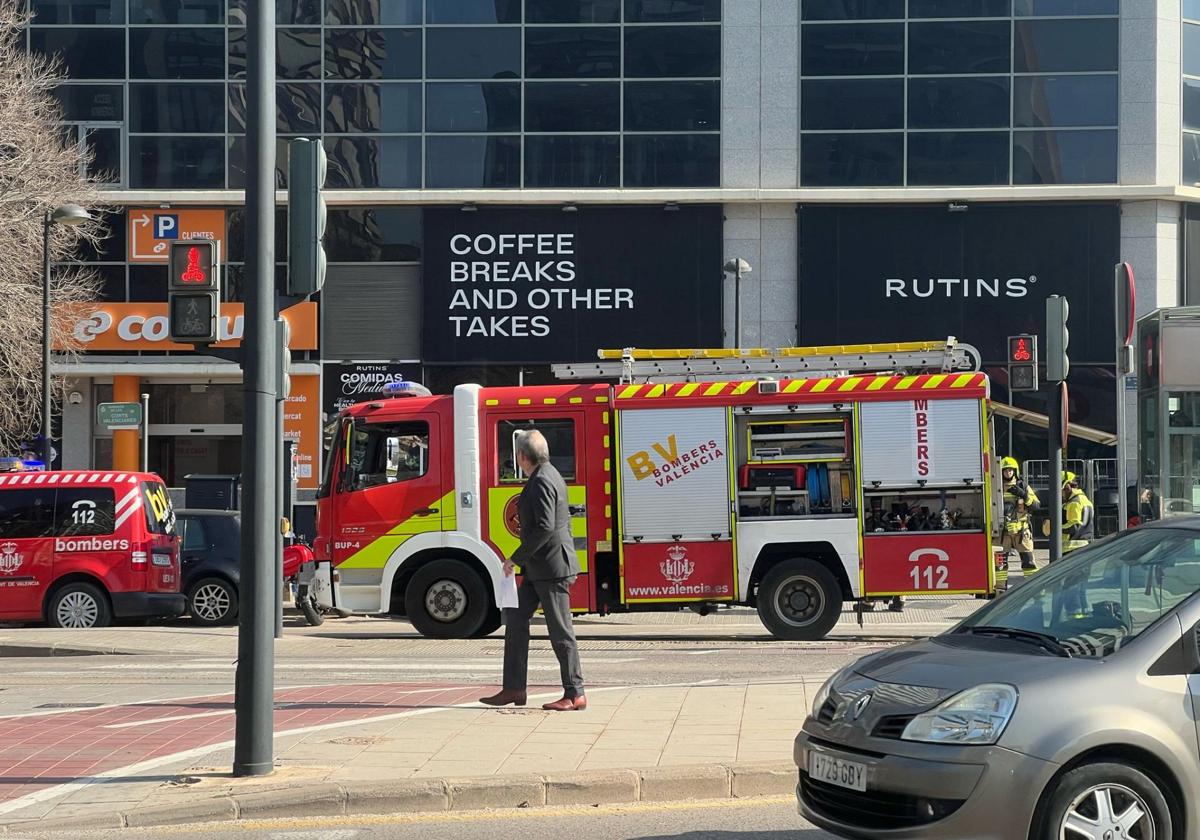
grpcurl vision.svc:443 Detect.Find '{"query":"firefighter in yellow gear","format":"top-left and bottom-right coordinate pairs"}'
top-left (1000, 456), bottom-right (1039, 572)
top-left (1060, 471), bottom-right (1095, 619)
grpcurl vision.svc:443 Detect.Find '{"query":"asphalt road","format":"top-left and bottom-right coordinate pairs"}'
top-left (12, 797), bottom-right (831, 840)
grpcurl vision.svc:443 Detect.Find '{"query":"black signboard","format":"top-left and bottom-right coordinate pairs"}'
top-left (322, 362), bottom-right (422, 421)
top-left (798, 203), bottom-right (1119, 365)
top-left (422, 205), bottom-right (723, 364)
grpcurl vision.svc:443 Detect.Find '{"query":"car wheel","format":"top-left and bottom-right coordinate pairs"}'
top-left (404, 558), bottom-right (489, 639)
top-left (47, 582), bottom-right (112, 629)
top-left (1043, 762), bottom-right (1172, 840)
top-left (756, 559), bottom-right (843, 641)
top-left (188, 577), bottom-right (238, 627)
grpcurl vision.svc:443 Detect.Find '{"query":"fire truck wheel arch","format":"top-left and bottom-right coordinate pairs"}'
top-left (377, 532), bottom-right (505, 616)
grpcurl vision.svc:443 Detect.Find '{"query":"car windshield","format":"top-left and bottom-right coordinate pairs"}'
top-left (955, 528), bottom-right (1200, 658)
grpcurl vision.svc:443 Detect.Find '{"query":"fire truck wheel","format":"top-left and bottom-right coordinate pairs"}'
top-left (756, 560), bottom-right (842, 641)
top-left (405, 559), bottom-right (489, 639)
top-left (47, 581), bottom-right (113, 629)
top-left (472, 609), bottom-right (503, 638)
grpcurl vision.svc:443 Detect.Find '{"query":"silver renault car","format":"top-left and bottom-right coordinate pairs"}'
top-left (796, 518), bottom-right (1200, 840)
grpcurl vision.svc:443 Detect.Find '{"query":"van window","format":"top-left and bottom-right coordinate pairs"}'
top-left (55, 488), bottom-right (116, 537)
top-left (498, 419), bottom-right (577, 483)
top-left (349, 421), bottom-right (430, 490)
top-left (181, 517), bottom-right (208, 552)
top-left (141, 481), bottom-right (175, 534)
top-left (0, 489), bottom-right (54, 538)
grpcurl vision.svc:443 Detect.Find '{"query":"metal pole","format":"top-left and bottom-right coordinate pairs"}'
top-left (734, 266), bottom-right (741, 350)
top-left (275, 399), bottom-right (283, 639)
top-left (41, 213), bottom-right (52, 468)
top-left (233, 0), bottom-right (276, 778)
top-left (1116, 370), bottom-right (1128, 531)
top-left (1049, 382), bottom-right (1064, 565)
top-left (140, 393), bottom-right (149, 472)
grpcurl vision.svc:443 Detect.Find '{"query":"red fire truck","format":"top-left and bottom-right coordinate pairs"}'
top-left (310, 340), bottom-right (1002, 640)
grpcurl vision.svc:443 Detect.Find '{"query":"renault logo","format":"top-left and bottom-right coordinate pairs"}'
top-left (847, 692), bottom-right (873, 721)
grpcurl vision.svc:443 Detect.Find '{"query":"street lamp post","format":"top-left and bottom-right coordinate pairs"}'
top-left (41, 203), bottom-right (92, 468)
top-left (722, 258), bottom-right (752, 350)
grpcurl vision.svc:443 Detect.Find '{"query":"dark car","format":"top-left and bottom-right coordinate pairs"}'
top-left (177, 509), bottom-right (241, 626)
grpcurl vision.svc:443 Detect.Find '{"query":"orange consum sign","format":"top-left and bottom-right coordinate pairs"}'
top-left (128, 208), bottom-right (226, 263)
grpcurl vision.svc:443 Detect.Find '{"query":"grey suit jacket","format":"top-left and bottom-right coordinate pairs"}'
top-left (511, 462), bottom-right (580, 582)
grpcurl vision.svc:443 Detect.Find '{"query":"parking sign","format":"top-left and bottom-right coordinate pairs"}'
top-left (128, 208), bottom-right (226, 263)
top-left (154, 214), bottom-right (179, 239)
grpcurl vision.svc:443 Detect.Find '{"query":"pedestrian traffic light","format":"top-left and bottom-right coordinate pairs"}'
top-left (1046, 295), bottom-right (1070, 382)
top-left (287, 138), bottom-right (327, 297)
top-left (1007, 334), bottom-right (1038, 392)
top-left (168, 239), bottom-right (220, 344)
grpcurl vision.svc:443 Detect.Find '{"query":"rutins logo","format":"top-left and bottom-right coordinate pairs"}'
top-left (660, 544), bottom-right (695, 584)
top-left (0, 542), bottom-right (23, 574)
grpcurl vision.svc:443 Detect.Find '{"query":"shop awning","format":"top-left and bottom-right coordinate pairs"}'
top-left (990, 402), bottom-right (1118, 447)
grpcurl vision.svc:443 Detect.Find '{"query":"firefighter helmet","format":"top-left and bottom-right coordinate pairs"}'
top-left (1001, 456), bottom-right (1019, 471)
top-left (1062, 471), bottom-right (1077, 486)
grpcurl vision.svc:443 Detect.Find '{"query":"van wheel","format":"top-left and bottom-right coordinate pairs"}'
top-left (405, 559), bottom-right (489, 639)
top-left (1042, 762), bottom-right (1172, 840)
top-left (47, 582), bottom-right (112, 629)
top-left (756, 559), bottom-right (842, 641)
top-left (188, 577), bottom-right (238, 627)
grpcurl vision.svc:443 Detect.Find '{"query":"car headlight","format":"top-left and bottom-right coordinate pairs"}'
top-left (811, 669), bottom-right (844, 717)
top-left (901, 683), bottom-right (1018, 745)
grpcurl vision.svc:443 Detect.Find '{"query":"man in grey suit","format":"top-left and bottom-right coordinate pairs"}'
top-left (480, 429), bottom-right (586, 712)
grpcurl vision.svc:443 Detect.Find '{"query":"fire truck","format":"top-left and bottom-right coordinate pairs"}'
top-left (309, 339), bottom-right (1002, 641)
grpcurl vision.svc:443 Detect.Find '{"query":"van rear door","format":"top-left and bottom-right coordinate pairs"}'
top-left (140, 480), bottom-right (179, 592)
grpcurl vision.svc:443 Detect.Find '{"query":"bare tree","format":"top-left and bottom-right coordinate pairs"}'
top-left (0, 0), bottom-right (103, 456)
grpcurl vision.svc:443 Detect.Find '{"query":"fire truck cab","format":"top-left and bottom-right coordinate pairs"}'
top-left (312, 341), bottom-right (999, 641)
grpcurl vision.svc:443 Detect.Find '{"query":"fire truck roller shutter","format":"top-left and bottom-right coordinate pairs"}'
top-left (859, 399), bottom-right (984, 489)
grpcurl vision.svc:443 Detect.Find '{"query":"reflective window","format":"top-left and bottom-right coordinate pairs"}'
top-left (31, 28), bottom-right (125, 79)
top-left (324, 29), bottom-right (422, 80)
top-left (1015, 19), bottom-right (1118, 73)
top-left (525, 135), bottom-right (620, 187)
top-left (327, 208), bottom-right (422, 262)
top-left (426, 28), bottom-right (522, 79)
top-left (623, 134), bottom-right (719, 187)
top-left (325, 83), bottom-right (422, 133)
top-left (1187, 24), bottom-right (1200, 78)
top-left (1014, 75), bottom-right (1118, 127)
top-left (425, 135), bottom-right (521, 187)
top-left (325, 136), bottom-right (422, 187)
top-left (908, 77), bottom-right (1010, 129)
top-left (89, 265), bottom-right (126, 300)
top-left (800, 133), bottom-right (903, 186)
top-left (526, 82), bottom-right (620, 132)
top-left (801, 0), bottom-right (904, 19)
top-left (230, 29), bottom-right (321, 80)
top-left (909, 0), bottom-right (1009, 15)
top-left (526, 27), bottom-right (620, 79)
top-left (33, 0), bottom-right (123, 24)
top-left (800, 23), bottom-right (904, 76)
top-left (625, 81), bottom-right (718, 131)
top-left (908, 21), bottom-right (1010, 74)
top-left (54, 84), bottom-right (123, 121)
top-left (130, 136), bottom-right (224, 188)
top-left (324, 0), bottom-right (419, 24)
top-left (528, 0), bottom-right (620, 23)
top-left (801, 78), bottom-right (902, 129)
top-left (1013, 129), bottom-right (1117, 184)
top-left (624, 26), bottom-right (721, 78)
top-left (131, 83), bottom-right (224, 132)
top-left (1014, 0), bottom-right (1116, 13)
top-left (228, 135), bottom-right (290, 188)
top-left (55, 489), bottom-right (117, 538)
top-left (128, 264), bottom-right (168, 301)
top-left (907, 131), bottom-right (1008, 185)
top-left (87, 128), bottom-right (122, 183)
top-left (1185, 134), bottom-right (1200, 185)
top-left (0, 490), bottom-right (54, 539)
top-left (425, 0), bottom-right (521, 23)
top-left (1189, 0), bottom-right (1200, 20)
top-left (426, 83), bottom-right (520, 132)
top-left (230, 0), bottom-right (323, 24)
top-left (348, 421), bottom-right (429, 489)
top-left (131, 0), bottom-right (223, 24)
top-left (130, 28), bottom-right (224, 79)
top-left (229, 83), bottom-right (321, 133)
top-left (498, 419), bottom-right (578, 482)
top-left (625, 0), bottom-right (721, 22)
top-left (1187, 80), bottom-right (1200, 132)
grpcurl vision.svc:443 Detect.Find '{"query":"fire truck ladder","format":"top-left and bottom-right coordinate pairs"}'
top-left (550, 338), bottom-right (982, 384)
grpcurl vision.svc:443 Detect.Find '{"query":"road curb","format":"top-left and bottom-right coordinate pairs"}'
top-left (0, 642), bottom-right (140, 657)
top-left (10, 761), bottom-right (798, 833)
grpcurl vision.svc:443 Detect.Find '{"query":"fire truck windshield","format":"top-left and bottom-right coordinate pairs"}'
top-left (346, 420), bottom-right (430, 490)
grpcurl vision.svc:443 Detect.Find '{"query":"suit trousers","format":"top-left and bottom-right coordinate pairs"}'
top-left (502, 575), bottom-right (584, 698)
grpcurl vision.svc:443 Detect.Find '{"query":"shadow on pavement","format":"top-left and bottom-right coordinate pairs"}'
top-left (632, 831), bottom-right (826, 839)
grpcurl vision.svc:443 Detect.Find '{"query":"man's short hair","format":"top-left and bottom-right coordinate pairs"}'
top-left (515, 429), bottom-right (551, 465)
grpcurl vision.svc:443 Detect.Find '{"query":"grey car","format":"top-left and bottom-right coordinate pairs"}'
top-left (795, 518), bottom-right (1200, 840)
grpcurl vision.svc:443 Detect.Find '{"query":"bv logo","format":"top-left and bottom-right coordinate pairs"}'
top-left (660, 544), bottom-right (694, 584)
top-left (0, 541), bottom-right (23, 574)
top-left (154, 214), bottom-right (179, 239)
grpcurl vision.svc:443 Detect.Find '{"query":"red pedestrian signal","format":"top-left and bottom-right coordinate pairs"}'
top-left (1008, 336), bottom-right (1033, 363)
top-left (180, 246), bottom-right (207, 284)
top-left (168, 239), bottom-right (218, 291)
top-left (1007, 334), bottom-right (1038, 393)
top-left (168, 239), bottom-right (220, 344)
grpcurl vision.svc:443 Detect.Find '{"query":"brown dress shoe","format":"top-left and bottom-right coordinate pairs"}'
top-left (542, 695), bottom-right (587, 712)
top-left (480, 690), bottom-right (527, 707)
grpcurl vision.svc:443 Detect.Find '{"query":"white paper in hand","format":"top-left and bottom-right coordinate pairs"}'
top-left (500, 572), bottom-right (519, 609)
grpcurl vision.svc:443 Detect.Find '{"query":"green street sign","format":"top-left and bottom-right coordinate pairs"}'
top-left (97, 402), bottom-right (142, 430)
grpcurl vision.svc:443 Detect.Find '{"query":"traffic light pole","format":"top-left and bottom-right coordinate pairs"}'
top-left (233, 0), bottom-right (276, 778)
top-left (1048, 382), bottom-right (1064, 566)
